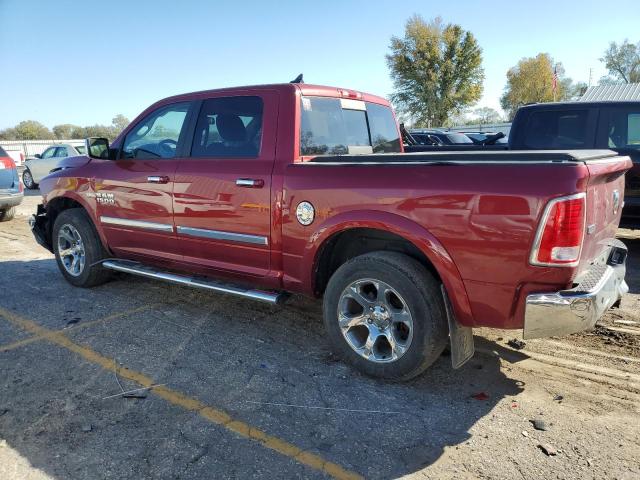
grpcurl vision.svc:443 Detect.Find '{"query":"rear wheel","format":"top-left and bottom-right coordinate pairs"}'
top-left (52, 208), bottom-right (111, 287)
top-left (22, 169), bottom-right (37, 189)
top-left (0, 207), bottom-right (16, 222)
top-left (323, 251), bottom-right (448, 381)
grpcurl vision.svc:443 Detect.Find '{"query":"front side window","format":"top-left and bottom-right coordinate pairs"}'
top-left (122, 102), bottom-right (190, 159)
top-left (523, 110), bottom-right (589, 149)
top-left (300, 97), bottom-right (400, 155)
top-left (191, 96), bottom-right (263, 158)
top-left (41, 147), bottom-right (56, 159)
top-left (608, 110), bottom-right (640, 149)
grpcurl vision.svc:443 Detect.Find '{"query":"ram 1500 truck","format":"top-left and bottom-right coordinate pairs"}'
top-left (29, 83), bottom-right (631, 380)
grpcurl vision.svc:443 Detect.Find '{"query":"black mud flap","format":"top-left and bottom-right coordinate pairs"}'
top-left (29, 205), bottom-right (53, 253)
top-left (441, 284), bottom-right (475, 369)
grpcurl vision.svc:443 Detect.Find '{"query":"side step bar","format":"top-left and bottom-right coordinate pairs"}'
top-left (102, 260), bottom-right (288, 305)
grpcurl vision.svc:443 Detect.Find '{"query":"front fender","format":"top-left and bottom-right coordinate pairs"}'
top-left (301, 210), bottom-right (475, 327)
top-left (40, 176), bottom-right (110, 254)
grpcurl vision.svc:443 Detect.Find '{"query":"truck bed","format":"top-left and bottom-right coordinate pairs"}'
top-left (307, 150), bottom-right (621, 164)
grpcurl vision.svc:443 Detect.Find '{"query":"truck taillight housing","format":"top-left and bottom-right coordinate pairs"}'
top-left (530, 193), bottom-right (586, 267)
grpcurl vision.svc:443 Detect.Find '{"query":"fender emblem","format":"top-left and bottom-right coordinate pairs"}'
top-left (612, 190), bottom-right (620, 215)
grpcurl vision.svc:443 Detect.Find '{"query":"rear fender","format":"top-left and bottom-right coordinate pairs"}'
top-left (303, 210), bottom-right (475, 327)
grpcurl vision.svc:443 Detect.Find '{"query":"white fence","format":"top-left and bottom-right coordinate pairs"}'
top-left (0, 139), bottom-right (85, 159)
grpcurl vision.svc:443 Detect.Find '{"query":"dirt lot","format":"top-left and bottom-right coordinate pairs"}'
top-left (1, 193), bottom-right (639, 480)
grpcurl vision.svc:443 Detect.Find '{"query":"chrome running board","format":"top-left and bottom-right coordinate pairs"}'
top-left (102, 260), bottom-right (288, 305)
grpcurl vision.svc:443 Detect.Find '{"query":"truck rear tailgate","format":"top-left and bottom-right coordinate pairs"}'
top-left (579, 154), bottom-right (633, 274)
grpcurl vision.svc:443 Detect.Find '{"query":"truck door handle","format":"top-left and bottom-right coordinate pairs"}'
top-left (236, 178), bottom-right (264, 188)
top-left (147, 175), bottom-right (170, 184)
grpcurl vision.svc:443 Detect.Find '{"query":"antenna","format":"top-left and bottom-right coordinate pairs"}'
top-left (290, 73), bottom-right (304, 84)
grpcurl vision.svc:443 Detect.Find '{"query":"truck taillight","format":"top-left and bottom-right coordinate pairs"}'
top-left (530, 193), bottom-right (586, 267)
top-left (0, 157), bottom-right (13, 169)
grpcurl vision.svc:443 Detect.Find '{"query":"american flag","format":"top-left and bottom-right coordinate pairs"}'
top-left (552, 65), bottom-right (558, 93)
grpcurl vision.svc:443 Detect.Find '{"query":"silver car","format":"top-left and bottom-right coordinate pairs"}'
top-left (22, 144), bottom-right (85, 189)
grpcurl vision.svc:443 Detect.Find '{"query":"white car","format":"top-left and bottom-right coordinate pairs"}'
top-left (22, 144), bottom-right (85, 189)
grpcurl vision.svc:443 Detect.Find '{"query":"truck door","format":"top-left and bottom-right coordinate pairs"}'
top-left (173, 92), bottom-right (278, 279)
top-left (92, 101), bottom-right (195, 262)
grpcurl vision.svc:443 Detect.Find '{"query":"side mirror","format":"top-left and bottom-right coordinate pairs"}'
top-left (85, 137), bottom-right (110, 159)
top-left (35, 154), bottom-right (42, 159)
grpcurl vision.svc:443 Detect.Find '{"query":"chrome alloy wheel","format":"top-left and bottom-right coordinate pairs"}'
top-left (23, 170), bottom-right (34, 189)
top-left (337, 278), bottom-right (414, 363)
top-left (57, 224), bottom-right (86, 277)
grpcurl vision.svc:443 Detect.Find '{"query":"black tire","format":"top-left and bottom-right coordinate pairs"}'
top-left (22, 169), bottom-right (37, 190)
top-left (52, 208), bottom-right (111, 287)
top-left (0, 207), bottom-right (16, 222)
top-left (323, 251), bottom-right (448, 381)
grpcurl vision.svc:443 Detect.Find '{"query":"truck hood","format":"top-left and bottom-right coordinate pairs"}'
top-left (53, 155), bottom-right (91, 171)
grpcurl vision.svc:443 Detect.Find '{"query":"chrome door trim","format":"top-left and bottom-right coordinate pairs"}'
top-left (176, 226), bottom-right (268, 246)
top-left (100, 216), bottom-right (174, 233)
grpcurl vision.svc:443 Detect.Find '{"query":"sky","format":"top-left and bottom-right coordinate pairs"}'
top-left (1, 0), bottom-right (639, 129)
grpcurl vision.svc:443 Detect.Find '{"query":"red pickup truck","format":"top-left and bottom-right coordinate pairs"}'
top-left (30, 83), bottom-right (631, 380)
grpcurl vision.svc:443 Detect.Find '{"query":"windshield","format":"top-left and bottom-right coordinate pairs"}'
top-left (300, 97), bottom-right (401, 155)
top-left (446, 133), bottom-right (473, 144)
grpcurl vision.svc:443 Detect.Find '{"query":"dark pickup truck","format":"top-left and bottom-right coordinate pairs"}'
top-left (510, 101), bottom-right (640, 228)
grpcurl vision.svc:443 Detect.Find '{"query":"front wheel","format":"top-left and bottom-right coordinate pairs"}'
top-left (22, 169), bottom-right (37, 189)
top-left (323, 251), bottom-right (448, 380)
top-left (52, 208), bottom-right (111, 287)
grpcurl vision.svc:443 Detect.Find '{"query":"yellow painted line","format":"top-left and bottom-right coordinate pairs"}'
top-left (0, 306), bottom-right (362, 480)
top-left (0, 304), bottom-right (157, 353)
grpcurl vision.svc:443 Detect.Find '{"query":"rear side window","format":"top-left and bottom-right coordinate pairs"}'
top-left (523, 110), bottom-right (589, 149)
top-left (607, 110), bottom-right (640, 149)
top-left (0, 146), bottom-right (7, 157)
top-left (55, 147), bottom-right (68, 157)
top-left (191, 96), bottom-right (263, 158)
top-left (300, 97), bottom-right (401, 155)
top-left (366, 102), bottom-right (401, 153)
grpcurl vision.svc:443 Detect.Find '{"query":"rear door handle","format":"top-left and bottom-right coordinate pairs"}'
top-left (147, 175), bottom-right (170, 184)
top-left (236, 178), bottom-right (264, 188)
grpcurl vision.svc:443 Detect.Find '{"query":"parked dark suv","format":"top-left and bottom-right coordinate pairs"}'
top-left (510, 101), bottom-right (640, 228)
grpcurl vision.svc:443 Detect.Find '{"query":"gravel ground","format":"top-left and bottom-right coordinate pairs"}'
top-left (0, 193), bottom-right (639, 480)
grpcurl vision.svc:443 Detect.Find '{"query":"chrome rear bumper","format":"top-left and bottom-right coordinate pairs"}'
top-left (523, 240), bottom-right (628, 339)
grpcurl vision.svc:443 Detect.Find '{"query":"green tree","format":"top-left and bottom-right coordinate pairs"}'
top-left (472, 107), bottom-right (502, 124)
top-left (83, 124), bottom-right (115, 140)
top-left (500, 53), bottom-right (578, 120)
top-left (386, 15), bottom-right (484, 127)
top-left (53, 123), bottom-right (82, 139)
top-left (11, 120), bottom-right (54, 140)
top-left (0, 128), bottom-right (17, 140)
top-left (111, 114), bottom-right (129, 134)
top-left (600, 40), bottom-right (640, 84)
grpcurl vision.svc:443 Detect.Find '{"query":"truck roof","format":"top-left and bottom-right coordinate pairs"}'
top-left (157, 83), bottom-right (391, 108)
top-left (518, 100), bottom-right (640, 110)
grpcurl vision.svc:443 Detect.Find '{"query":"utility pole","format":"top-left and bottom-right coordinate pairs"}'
top-left (588, 68), bottom-right (593, 87)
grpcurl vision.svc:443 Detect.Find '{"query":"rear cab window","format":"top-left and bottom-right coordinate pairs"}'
top-left (300, 96), bottom-right (401, 156)
top-left (523, 109), bottom-right (591, 149)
